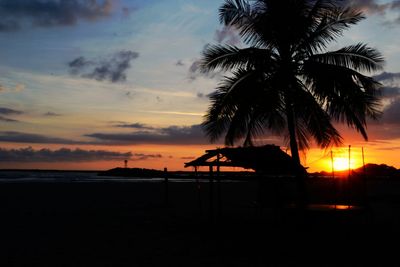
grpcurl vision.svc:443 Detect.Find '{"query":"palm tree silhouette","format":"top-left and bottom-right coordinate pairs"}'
top-left (201, 0), bottom-right (384, 173)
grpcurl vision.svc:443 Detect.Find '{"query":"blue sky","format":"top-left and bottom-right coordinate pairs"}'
top-left (1, 0), bottom-right (400, 170)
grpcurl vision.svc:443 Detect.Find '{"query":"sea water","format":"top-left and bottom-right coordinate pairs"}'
top-left (0, 170), bottom-right (170, 183)
top-left (0, 170), bottom-right (208, 183)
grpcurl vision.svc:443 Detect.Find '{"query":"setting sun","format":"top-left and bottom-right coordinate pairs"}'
top-left (332, 157), bottom-right (358, 171)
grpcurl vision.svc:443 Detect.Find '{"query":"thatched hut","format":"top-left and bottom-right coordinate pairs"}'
top-left (185, 144), bottom-right (305, 175)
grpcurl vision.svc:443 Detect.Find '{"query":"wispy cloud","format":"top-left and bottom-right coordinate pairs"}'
top-left (0, 0), bottom-right (115, 32)
top-left (114, 122), bottom-right (154, 130)
top-left (175, 60), bottom-right (185, 66)
top-left (0, 131), bottom-right (83, 145)
top-left (146, 110), bottom-right (204, 116)
top-left (0, 107), bottom-right (22, 122)
top-left (44, 112), bottom-right (62, 117)
top-left (214, 25), bottom-right (241, 46)
top-left (181, 156), bottom-right (195, 160)
top-left (132, 153), bottom-right (162, 161)
top-left (0, 147), bottom-right (131, 162)
top-left (346, 0), bottom-right (400, 24)
top-left (0, 107), bottom-right (23, 115)
top-left (0, 116), bottom-right (18, 122)
top-left (85, 124), bottom-right (211, 145)
top-left (0, 83), bottom-right (26, 93)
top-left (68, 50), bottom-right (139, 83)
top-left (373, 71), bottom-right (400, 82)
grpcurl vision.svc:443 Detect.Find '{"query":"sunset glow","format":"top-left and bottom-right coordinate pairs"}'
top-left (332, 157), bottom-right (357, 172)
top-left (0, 0), bottom-right (400, 173)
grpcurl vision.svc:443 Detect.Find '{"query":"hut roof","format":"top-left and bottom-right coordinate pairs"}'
top-left (184, 145), bottom-right (304, 175)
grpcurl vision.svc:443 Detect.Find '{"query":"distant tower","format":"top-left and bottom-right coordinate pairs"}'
top-left (124, 159), bottom-right (128, 168)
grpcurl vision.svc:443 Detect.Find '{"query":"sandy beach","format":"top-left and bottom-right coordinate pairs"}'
top-left (1, 175), bottom-right (400, 266)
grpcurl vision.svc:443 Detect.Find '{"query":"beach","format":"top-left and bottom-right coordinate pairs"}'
top-left (1, 171), bottom-right (400, 266)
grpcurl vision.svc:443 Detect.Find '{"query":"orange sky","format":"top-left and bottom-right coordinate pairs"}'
top-left (1, 0), bottom-right (400, 173)
top-left (1, 141), bottom-right (398, 173)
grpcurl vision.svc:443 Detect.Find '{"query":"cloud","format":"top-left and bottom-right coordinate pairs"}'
top-left (0, 107), bottom-right (23, 115)
top-left (132, 153), bottom-right (162, 161)
top-left (373, 71), bottom-right (400, 82)
top-left (196, 92), bottom-right (213, 99)
top-left (372, 72), bottom-right (400, 99)
top-left (0, 0), bottom-right (114, 32)
top-left (181, 156), bottom-right (195, 160)
top-left (187, 26), bottom-right (240, 81)
top-left (381, 86), bottom-right (400, 98)
top-left (44, 111), bottom-right (62, 116)
top-left (188, 58), bottom-right (220, 81)
top-left (121, 6), bottom-right (137, 18)
top-left (214, 26), bottom-right (241, 46)
top-left (114, 122), bottom-right (154, 130)
top-left (68, 56), bottom-right (92, 74)
top-left (0, 83), bottom-right (26, 93)
top-left (68, 50), bottom-right (139, 83)
top-left (0, 116), bottom-right (18, 122)
top-left (345, 0), bottom-right (400, 24)
top-left (15, 83), bottom-right (25, 92)
top-left (0, 107), bottom-right (22, 123)
top-left (0, 124), bottom-right (211, 146)
top-left (197, 92), bottom-right (205, 98)
top-left (381, 98), bottom-right (400, 124)
top-left (346, 0), bottom-right (390, 15)
top-left (0, 131), bottom-right (83, 145)
top-left (175, 60), bottom-right (185, 66)
top-left (85, 124), bottom-right (211, 145)
top-left (125, 91), bottom-right (134, 99)
top-left (0, 147), bottom-right (131, 162)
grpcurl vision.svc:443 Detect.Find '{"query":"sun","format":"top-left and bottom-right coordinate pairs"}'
top-left (332, 157), bottom-right (357, 171)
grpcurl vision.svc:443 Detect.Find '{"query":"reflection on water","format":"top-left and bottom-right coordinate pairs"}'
top-left (307, 204), bottom-right (362, 210)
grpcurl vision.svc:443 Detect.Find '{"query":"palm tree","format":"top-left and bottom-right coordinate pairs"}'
top-left (201, 0), bottom-right (384, 173)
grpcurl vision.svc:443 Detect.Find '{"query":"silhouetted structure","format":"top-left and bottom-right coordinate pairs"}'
top-left (185, 144), bottom-right (305, 175)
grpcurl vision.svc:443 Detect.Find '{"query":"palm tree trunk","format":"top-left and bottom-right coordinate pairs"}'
top-left (286, 105), bottom-right (300, 165)
top-left (285, 100), bottom-right (307, 208)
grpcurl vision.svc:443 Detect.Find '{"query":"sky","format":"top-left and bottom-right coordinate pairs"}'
top-left (1, 0), bottom-right (400, 172)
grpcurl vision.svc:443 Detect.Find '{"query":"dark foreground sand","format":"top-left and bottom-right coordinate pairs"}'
top-left (1, 179), bottom-right (400, 266)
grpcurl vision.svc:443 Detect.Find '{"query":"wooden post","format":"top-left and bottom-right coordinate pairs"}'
top-left (348, 145), bottom-right (351, 178)
top-left (209, 165), bottom-right (214, 222)
top-left (331, 150), bottom-right (336, 209)
top-left (164, 167), bottom-right (168, 207)
top-left (195, 166), bottom-right (202, 215)
top-left (348, 145), bottom-right (351, 207)
top-left (216, 152), bottom-right (222, 218)
top-left (362, 147), bottom-right (367, 205)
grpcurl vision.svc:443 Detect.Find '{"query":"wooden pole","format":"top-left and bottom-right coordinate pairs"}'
top-left (216, 152), bottom-right (222, 218)
top-left (362, 147), bottom-right (367, 205)
top-left (331, 150), bottom-right (335, 180)
top-left (348, 145), bottom-right (351, 178)
top-left (209, 165), bottom-right (214, 222)
top-left (348, 145), bottom-right (351, 207)
top-left (362, 147), bottom-right (366, 173)
top-left (195, 166), bottom-right (202, 215)
top-left (331, 150), bottom-right (336, 209)
top-left (164, 167), bottom-right (168, 207)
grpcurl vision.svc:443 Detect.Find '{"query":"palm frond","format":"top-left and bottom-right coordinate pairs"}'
top-left (303, 60), bottom-right (382, 140)
top-left (202, 67), bottom-right (285, 145)
top-left (294, 80), bottom-right (343, 148)
top-left (295, 6), bottom-right (365, 56)
top-left (309, 43), bottom-right (384, 72)
top-left (219, 0), bottom-right (253, 26)
top-left (200, 45), bottom-right (277, 73)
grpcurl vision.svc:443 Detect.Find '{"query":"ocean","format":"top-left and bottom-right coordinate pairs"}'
top-left (0, 170), bottom-right (217, 183)
top-left (0, 170), bottom-right (171, 183)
